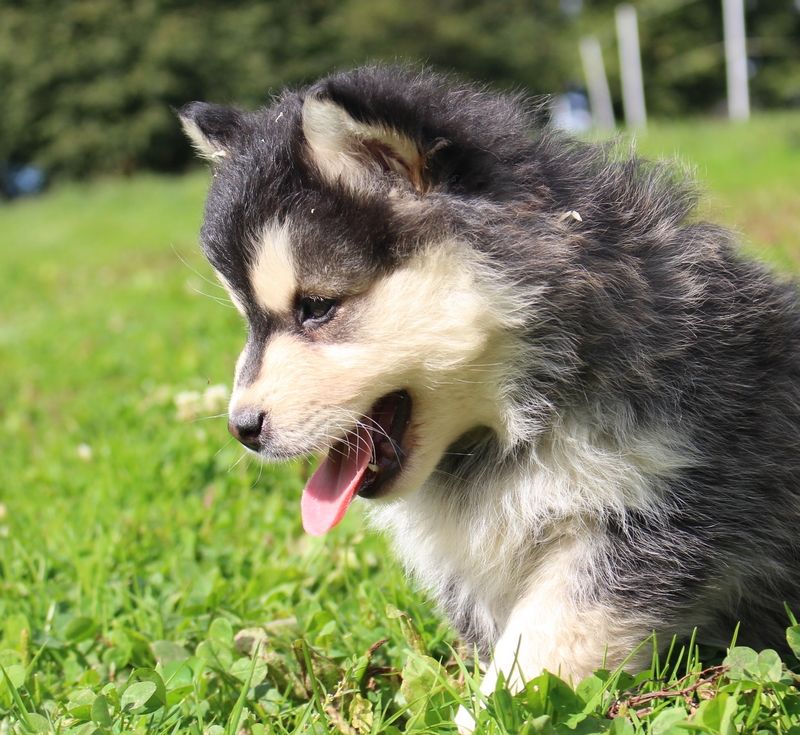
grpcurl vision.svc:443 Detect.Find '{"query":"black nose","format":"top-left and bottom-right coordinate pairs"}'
top-left (228, 408), bottom-right (266, 450)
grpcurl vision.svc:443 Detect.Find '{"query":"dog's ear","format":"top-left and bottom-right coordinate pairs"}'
top-left (178, 102), bottom-right (244, 162)
top-left (302, 96), bottom-right (430, 193)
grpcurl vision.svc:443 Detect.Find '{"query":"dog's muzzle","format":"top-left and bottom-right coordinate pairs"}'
top-left (228, 407), bottom-right (267, 451)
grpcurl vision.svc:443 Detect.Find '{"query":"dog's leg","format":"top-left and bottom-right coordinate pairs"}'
top-left (455, 546), bottom-right (653, 733)
top-left (455, 604), bottom-right (651, 732)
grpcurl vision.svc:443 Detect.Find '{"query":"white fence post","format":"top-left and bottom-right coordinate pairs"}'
top-left (615, 4), bottom-right (647, 128)
top-left (722, 0), bottom-right (750, 120)
top-left (580, 36), bottom-right (616, 130)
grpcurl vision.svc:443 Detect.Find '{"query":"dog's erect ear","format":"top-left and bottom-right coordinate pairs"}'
top-left (178, 102), bottom-right (244, 162)
top-left (302, 96), bottom-right (430, 193)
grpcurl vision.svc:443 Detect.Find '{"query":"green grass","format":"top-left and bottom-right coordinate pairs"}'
top-left (1, 113), bottom-right (800, 734)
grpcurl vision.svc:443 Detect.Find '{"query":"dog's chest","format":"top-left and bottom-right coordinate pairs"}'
top-left (366, 417), bottom-right (688, 652)
top-left (369, 486), bottom-right (523, 653)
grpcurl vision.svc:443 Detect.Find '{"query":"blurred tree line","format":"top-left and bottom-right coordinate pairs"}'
top-left (1, 0), bottom-right (798, 179)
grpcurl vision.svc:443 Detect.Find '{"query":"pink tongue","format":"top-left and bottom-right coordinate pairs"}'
top-left (301, 423), bottom-right (372, 536)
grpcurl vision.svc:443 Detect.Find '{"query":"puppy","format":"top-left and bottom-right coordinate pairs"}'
top-left (179, 66), bottom-right (800, 723)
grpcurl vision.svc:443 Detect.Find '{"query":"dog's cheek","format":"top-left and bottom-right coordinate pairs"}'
top-left (358, 246), bottom-right (500, 374)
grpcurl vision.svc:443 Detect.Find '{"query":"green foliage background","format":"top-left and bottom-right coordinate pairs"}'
top-left (1, 0), bottom-right (799, 179)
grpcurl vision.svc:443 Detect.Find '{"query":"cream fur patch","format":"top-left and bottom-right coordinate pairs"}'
top-left (302, 97), bottom-right (425, 191)
top-left (179, 117), bottom-right (227, 162)
top-left (249, 222), bottom-right (297, 314)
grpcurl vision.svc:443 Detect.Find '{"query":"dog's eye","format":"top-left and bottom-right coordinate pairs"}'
top-left (297, 296), bottom-right (338, 328)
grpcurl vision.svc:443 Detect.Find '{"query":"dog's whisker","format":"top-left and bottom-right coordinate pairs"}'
top-left (318, 426), bottom-right (369, 458)
top-left (428, 377), bottom-right (489, 386)
top-left (172, 244), bottom-right (228, 292)
top-left (316, 410), bottom-right (404, 471)
top-left (227, 449), bottom-right (249, 473)
top-left (188, 285), bottom-right (236, 308)
top-left (355, 419), bottom-right (402, 468)
top-left (430, 468), bottom-right (465, 482)
top-left (335, 410), bottom-right (403, 467)
top-left (214, 437), bottom-right (235, 458)
top-left (251, 456), bottom-right (264, 489)
top-left (192, 412), bottom-right (229, 422)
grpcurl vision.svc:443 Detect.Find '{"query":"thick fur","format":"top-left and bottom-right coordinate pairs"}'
top-left (180, 66), bottom-right (800, 705)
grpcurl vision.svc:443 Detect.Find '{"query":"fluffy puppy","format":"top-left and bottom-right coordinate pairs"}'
top-left (179, 66), bottom-right (800, 724)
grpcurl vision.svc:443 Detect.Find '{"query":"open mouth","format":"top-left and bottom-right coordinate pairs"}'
top-left (300, 390), bottom-right (412, 536)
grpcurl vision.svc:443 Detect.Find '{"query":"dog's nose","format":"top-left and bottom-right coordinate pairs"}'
top-left (228, 408), bottom-right (267, 450)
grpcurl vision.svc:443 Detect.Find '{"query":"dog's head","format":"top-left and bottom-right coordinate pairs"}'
top-left (179, 67), bottom-right (533, 534)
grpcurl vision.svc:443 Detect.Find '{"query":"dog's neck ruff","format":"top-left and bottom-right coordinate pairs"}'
top-left (365, 412), bottom-right (691, 652)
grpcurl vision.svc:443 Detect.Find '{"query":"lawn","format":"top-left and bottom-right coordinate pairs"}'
top-left (1, 113), bottom-right (800, 734)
